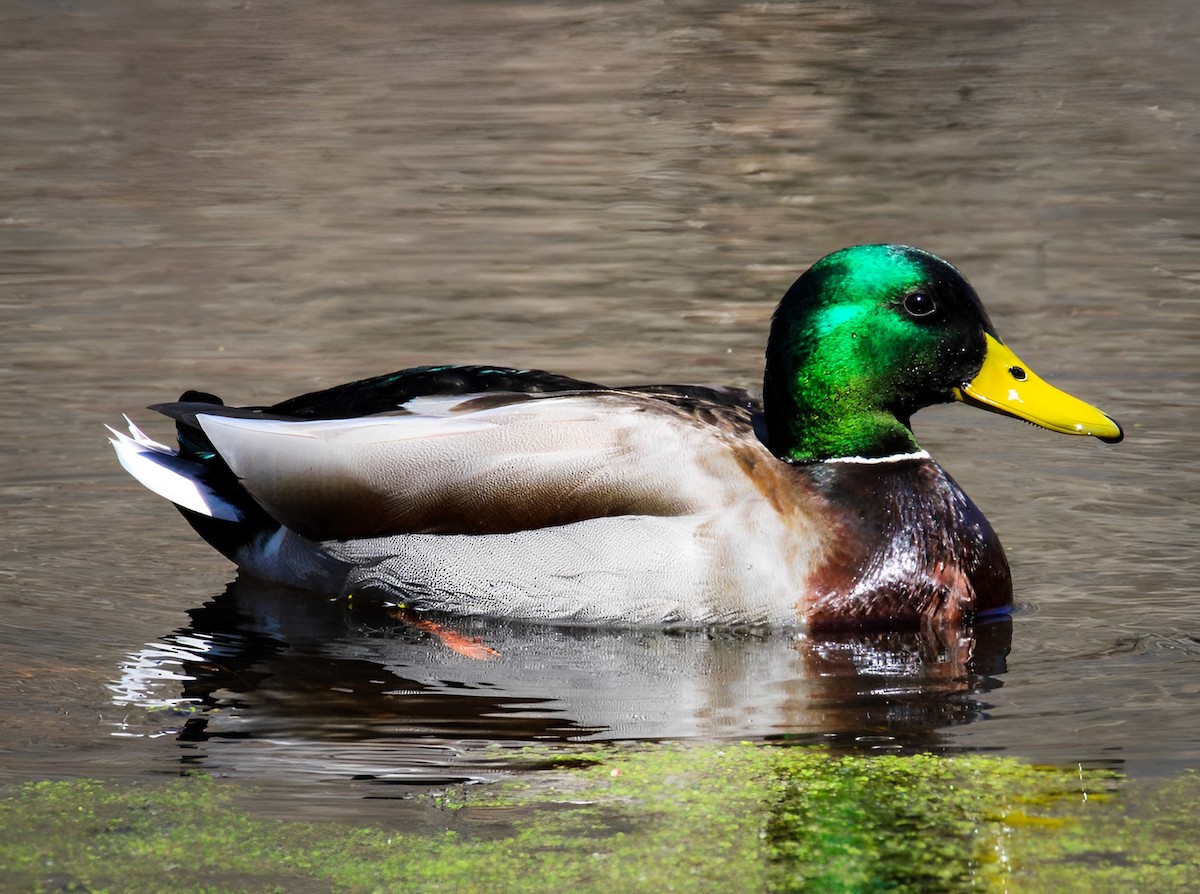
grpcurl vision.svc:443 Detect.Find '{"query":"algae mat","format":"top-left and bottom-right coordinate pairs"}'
top-left (2, 744), bottom-right (1197, 893)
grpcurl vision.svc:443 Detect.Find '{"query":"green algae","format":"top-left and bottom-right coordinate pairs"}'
top-left (0, 746), bottom-right (1197, 894)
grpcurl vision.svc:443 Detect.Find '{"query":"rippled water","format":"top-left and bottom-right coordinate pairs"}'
top-left (2, 0), bottom-right (1198, 819)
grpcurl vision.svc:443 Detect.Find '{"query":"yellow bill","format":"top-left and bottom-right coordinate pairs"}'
top-left (954, 334), bottom-right (1123, 443)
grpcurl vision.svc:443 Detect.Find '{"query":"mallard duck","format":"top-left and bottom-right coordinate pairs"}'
top-left (109, 245), bottom-right (1122, 629)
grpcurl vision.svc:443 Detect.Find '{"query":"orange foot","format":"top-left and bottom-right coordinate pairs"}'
top-left (390, 607), bottom-right (501, 660)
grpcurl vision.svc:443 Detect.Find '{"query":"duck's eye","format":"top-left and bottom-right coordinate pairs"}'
top-left (902, 292), bottom-right (937, 318)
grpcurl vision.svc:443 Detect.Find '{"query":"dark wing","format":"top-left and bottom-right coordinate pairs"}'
top-left (268, 365), bottom-right (608, 419)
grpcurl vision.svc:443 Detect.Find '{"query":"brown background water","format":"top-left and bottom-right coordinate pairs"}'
top-left (2, 0), bottom-right (1198, 817)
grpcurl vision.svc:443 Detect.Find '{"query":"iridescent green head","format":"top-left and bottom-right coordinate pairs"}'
top-left (763, 245), bottom-right (996, 462)
top-left (763, 244), bottom-right (1123, 462)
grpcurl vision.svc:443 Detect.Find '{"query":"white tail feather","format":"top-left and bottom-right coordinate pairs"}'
top-left (121, 415), bottom-right (174, 453)
top-left (108, 420), bottom-right (244, 521)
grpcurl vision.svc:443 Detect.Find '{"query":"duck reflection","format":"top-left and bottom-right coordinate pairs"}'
top-left (111, 578), bottom-right (1009, 779)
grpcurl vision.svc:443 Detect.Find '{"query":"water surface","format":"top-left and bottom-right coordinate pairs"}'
top-left (1, 0), bottom-right (1198, 820)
